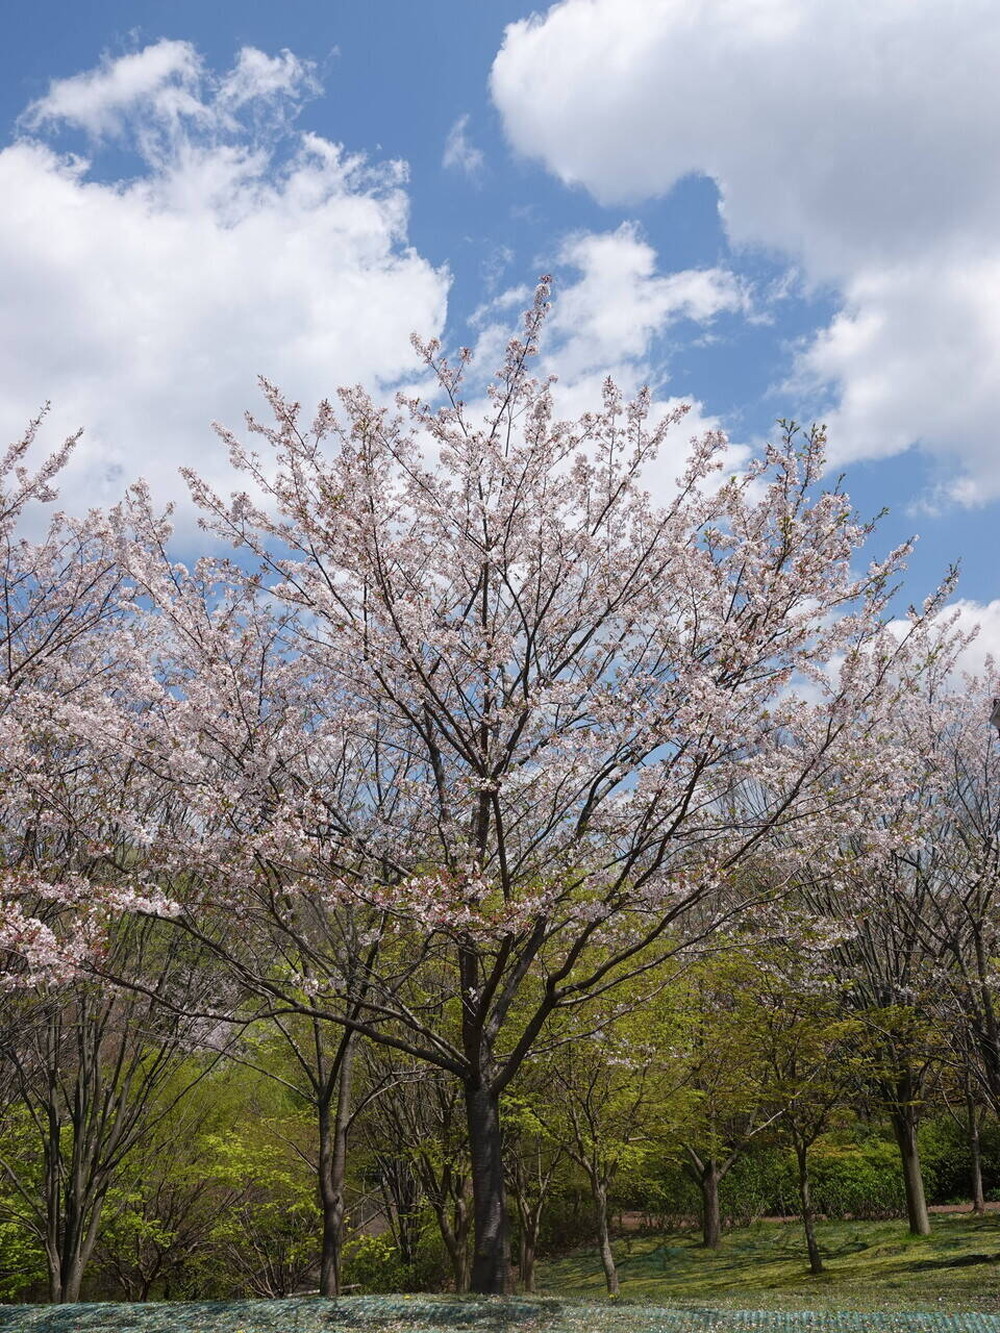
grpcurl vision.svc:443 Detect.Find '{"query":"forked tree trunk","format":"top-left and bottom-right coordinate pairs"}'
top-left (682, 1147), bottom-right (725, 1249)
top-left (465, 1080), bottom-right (510, 1294)
top-left (889, 1097), bottom-right (931, 1236)
top-left (430, 1181), bottom-right (472, 1293)
top-left (44, 1142), bottom-right (105, 1303)
top-left (48, 1195), bottom-right (103, 1303)
top-left (794, 1143), bottom-right (823, 1275)
top-left (514, 1190), bottom-right (547, 1293)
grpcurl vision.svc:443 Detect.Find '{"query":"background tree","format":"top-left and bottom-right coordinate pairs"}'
top-left (503, 1082), bottom-right (566, 1293)
top-left (359, 1046), bottom-right (474, 1293)
top-left (0, 921), bottom-right (224, 1301)
top-left (673, 953), bottom-right (784, 1249)
top-left (754, 960), bottom-right (867, 1274)
top-left (529, 1000), bottom-right (681, 1295)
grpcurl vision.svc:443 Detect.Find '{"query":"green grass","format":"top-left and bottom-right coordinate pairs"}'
top-left (2, 1217), bottom-right (1000, 1332)
top-left (537, 1212), bottom-right (1000, 1314)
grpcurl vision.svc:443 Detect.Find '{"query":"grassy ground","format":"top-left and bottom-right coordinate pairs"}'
top-left (538, 1211), bottom-right (1000, 1314)
top-left (1, 1216), bottom-right (1000, 1332)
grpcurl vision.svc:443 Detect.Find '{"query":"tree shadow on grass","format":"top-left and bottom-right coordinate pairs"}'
top-left (906, 1253), bottom-right (1000, 1272)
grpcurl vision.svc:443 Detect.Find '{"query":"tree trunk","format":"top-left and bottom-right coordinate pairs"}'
top-left (519, 1226), bottom-right (536, 1294)
top-left (795, 1143), bottom-right (823, 1275)
top-left (973, 928), bottom-right (1000, 1109)
top-left (968, 1090), bottom-right (986, 1216)
top-left (431, 1180), bottom-right (472, 1294)
top-left (700, 1160), bottom-right (722, 1249)
top-left (515, 1193), bottom-right (545, 1294)
top-left (60, 1254), bottom-right (86, 1304)
top-left (378, 1156), bottom-right (420, 1265)
top-left (45, 1168), bottom-right (103, 1302)
top-left (318, 1034), bottom-right (355, 1298)
top-left (465, 1079), bottom-right (510, 1294)
top-left (890, 1099), bottom-right (931, 1236)
top-left (51, 1208), bottom-right (100, 1303)
top-left (593, 1179), bottom-right (619, 1295)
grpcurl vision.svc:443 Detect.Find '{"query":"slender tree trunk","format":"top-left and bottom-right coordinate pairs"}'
top-left (431, 1182), bottom-right (472, 1294)
top-left (973, 929), bottom-right (1000, 1108)
top-left (519, 1226), bottom-right (536, 1294)
top-left (451, 1207), bottom-right (473, 1295)
top-left (889, 1097), bottom-right (931, 1236)
top-left (794, 1143), bottom-right (823, 1275)
top-left (53, 1204), bottom-right (101, 1303)
top-left (682, 1147), bottom-right (724, 1249)
top-left (465, 1079), bottom-right (510, 1294)
top-left (515, 1194), bottom-right (545, 1294)
top-left (593, 1179), bottom-right (619, 1295)
top-left (441, 1224), bottom-right (472, 1294)
top-left (318, 1034), bottom-right (355, 1298)
top-left (967, 1089), bottom-right (986, 1216)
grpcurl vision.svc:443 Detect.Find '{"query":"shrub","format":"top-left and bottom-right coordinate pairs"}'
top-left (808, 1139), bottom-right (910, 1219)
top-left (341, 1227), bottom-right (450, 1294)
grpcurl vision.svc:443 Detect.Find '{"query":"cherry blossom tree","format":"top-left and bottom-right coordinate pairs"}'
top-left (0, 412), bottom-right (177, 991)
top-left (906, 672), bottom-right (1000, 1112)
top-left (796, 658), bottom-right (998, 1237)
top-left (127, 282), bottom-right (955, 1293)
top-left (100, 501), bottom-right (388, 1297)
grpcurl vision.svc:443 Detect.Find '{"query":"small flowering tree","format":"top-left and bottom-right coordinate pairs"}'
top-left (136, 282), bottom-right (952, 1293)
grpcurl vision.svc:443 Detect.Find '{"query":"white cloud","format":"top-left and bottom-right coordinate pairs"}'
top-left (491, 0), bottom-right (1000, 503)
top-left (469, 224), bottom-right (748, 497)
top-left (793, 256), bottom-right (1000, 501)
top-left (217, 47), bottom-right (320, 114)
top-left (442, 114), bottom-right (484, 179)
top-left (889, 599), bottom-right (1000, 682)
top-left (550, 224), bottom-right (747, 380)
top-left (940, 600), bottom-right (1000, 679)
top-left (21, 40), bottom-right (205, 140)
top-left (0, 41), bottom-right (448, 529)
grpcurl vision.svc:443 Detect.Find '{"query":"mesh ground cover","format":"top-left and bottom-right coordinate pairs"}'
top-left (2, 1298), bottom-right (1000, 1333)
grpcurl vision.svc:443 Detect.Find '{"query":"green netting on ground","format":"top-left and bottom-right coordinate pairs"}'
top-left (2, 1298), bottom-right (1000, 1333)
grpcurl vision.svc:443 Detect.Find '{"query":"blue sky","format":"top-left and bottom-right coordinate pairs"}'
top-left (1, 1), bottom-right (998, 661)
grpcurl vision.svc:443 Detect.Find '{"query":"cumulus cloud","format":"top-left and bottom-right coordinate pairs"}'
top-left (20, 40), bottom-right (206, 140)
top-left (931, 600), bottom-right (1000, 680)
top-left (491, 0), bottom-right (1000, 503)
top-left (442, 114), bottom-right (484, 179)
top-left (549, 224), bottom-right (747, 380)
top-left (0, 41), bottom-right (448, 525)
top-left (469, 223), bottom-right (747, 496)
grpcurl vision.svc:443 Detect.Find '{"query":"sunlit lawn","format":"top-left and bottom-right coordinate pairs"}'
top-left (538, 1211), bottom-right (1000, 1313)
